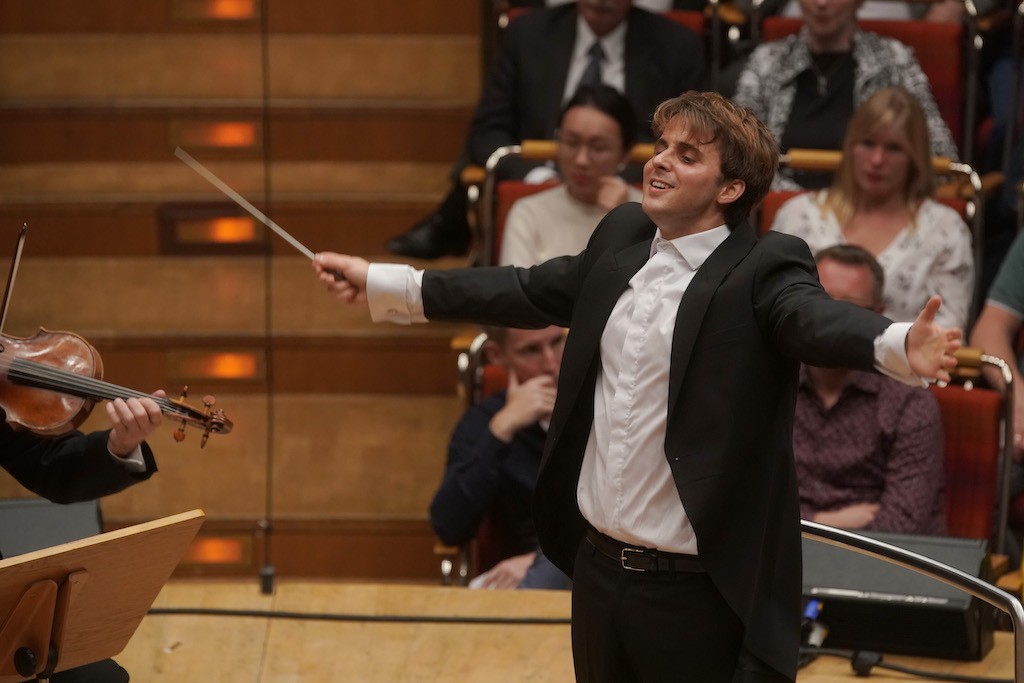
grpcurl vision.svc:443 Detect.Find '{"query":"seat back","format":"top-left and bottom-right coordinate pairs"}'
top-left (929, 348), bottom-right (1014, 554)
top-left (757, 189), bottom-right (804, 235)
top-left (762, 17), bottom-right (968, 156)
top-left (494, 179), bottom-right (561, 265)
top-left (929, 383), bottom-right (1003, 540)
top-left (437, 332), bottom-right (517, 584)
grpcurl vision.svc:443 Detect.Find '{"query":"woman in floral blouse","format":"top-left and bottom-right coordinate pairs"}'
top-left (771, 87), bottom-right (973, 331)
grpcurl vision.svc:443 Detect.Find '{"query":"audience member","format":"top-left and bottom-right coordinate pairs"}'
top-left (970, 230), bottom-right (1024, 473)
top-left (771, 87), bottom-right (973, 331)
top-left (737, 0), bottom-right (966, 23)
top-left (500, 85), bottom-right (641, 266)
top-left (732, 0), bottom-right (957, 190)
top-left (430, 325), bottom-right (571, 590)
top-left (2, 392), bottom-right (163, 683)
top-left (387, 0), bottom-right (704, 259)
top-left (970, 227), bottom-right (1024, 540)
top-left (796, 244), bottom-right (945, 534)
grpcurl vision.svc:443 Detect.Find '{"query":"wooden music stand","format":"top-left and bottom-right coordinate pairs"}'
top-left (0, 509), bottom-right (204, 681)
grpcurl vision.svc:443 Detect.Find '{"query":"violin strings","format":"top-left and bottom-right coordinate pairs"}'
top-left (5, 358), bottom-right (195, 420)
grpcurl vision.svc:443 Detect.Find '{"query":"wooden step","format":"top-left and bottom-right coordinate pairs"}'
top-left (0, 34), bottom-right (479, 106)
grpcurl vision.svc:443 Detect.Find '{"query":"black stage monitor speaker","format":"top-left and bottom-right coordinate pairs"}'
top-left (802, 531), bottom-right (994, 660)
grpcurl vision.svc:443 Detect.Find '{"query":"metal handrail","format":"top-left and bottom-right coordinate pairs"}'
top-left (802, 520), bottom-right (1024, 682)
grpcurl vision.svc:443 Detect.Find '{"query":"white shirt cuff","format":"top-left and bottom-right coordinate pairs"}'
top-left (366, 263), bottom-right (427, 324)
top-left (873, 322), bottom-right (927, 387)
top-left (110, 444), bottom-right (147, 473)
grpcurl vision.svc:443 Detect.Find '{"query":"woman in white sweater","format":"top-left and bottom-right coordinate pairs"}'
top-left (500, 84), bottom-right (641, 267)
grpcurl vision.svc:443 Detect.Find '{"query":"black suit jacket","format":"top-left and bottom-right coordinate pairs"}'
top-left (423, 202), bottom-right (892, 680)
top-left (0, 423), bottom-right (157, 505)
top-left (466, 3), bottom-right (705, 173)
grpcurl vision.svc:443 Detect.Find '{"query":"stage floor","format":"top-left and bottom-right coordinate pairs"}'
top-left (117, 579), bottom-right (1016, 682)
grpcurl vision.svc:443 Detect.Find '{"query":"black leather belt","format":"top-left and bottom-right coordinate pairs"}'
top-left (586, 528), bottom-right (704, 573)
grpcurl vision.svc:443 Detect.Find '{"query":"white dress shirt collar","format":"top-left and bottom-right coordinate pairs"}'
top-left (652, 224), bottom-right (732, 272)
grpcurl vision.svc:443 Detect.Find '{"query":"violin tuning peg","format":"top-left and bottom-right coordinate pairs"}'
top-left (174, 420), bottom-right (187, 443)
top-left (178, 385), bottom-right (189, 402)
top-left (200, 426), bottom-right (211, 448)
top-left (202, 395), bottom-right (216, 409)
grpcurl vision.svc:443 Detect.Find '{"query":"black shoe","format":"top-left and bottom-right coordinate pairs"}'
top-left (387, 213), bottom-right (469, 259)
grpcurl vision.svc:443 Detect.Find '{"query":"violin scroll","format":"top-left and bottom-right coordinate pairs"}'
top-left (171, 386), bottom-right (232, 448)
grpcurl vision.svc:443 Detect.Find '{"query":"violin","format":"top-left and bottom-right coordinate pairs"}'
top-left (0, 328), bottom-right (232, 447)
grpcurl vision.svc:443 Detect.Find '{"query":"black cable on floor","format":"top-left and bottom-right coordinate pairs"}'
top-left (148, 606), bottom-right (571, 626)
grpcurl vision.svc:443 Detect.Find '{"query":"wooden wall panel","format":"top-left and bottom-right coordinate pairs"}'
top-left (0, 0), bottom-right (487, 581)
top-left (266, 519), bottom-right (439, 578)
top-left (0, 160), bottom-right (449, 204)
top-left (2, 256), bottom-right (473, 339)
top-left (0, 35), bottom-right (478, 104)
top-left (0, 0), bottom-right (479, 35)
top-left (0, 108), bottom-right (471, 164)
top-left (0, 202), bottom-right (437, 258)
top-left (268, 394), bottom-right (458, 516)
top-left (4, 257), bottom-right (269, 336)
top-left (0, 392), bottom-right (460, 523)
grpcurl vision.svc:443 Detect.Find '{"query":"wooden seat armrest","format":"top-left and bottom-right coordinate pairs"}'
top-left (990, 552), bottom-right (1010, 579)
top-left (996, 569), bottom-right (1021, 597)
top-left (708, 1), bottom-right (748, 25)
top-left (460, 165), bottom-right (486, 187)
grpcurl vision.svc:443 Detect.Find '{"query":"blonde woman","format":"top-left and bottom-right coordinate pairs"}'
top-left (771, 87), bottom-right (973, 330)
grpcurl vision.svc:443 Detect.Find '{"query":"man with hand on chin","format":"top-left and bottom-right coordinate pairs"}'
top-left (430, 325), bottom-right (571, 591)
top-left (314, 91), bottom-right (961, 682)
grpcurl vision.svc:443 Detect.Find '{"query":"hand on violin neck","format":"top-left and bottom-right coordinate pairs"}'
top-left (106, 390), bottom-right (165, 457)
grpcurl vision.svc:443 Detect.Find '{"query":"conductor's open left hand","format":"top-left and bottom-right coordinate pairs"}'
top-left (906, 295), bottom-right (962, 383)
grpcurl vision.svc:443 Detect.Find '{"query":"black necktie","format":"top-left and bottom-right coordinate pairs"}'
top-left (578, 42), bottom-right (605, 88)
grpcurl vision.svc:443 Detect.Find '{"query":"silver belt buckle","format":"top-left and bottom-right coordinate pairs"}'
top-left (620, 547), bottom-right (646, 572)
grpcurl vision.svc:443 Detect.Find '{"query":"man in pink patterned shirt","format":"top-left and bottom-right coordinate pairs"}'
top-left (794, 244), bottom-right (946, 534)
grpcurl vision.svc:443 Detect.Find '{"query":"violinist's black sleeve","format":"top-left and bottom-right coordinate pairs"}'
top-left (0, 421), bottom-right (156, 504)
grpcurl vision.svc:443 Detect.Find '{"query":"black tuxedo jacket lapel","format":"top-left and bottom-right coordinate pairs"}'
top-left (667, 222), bottom-right (757, 417)
top-left (554, 239), bottom-right (651, 432)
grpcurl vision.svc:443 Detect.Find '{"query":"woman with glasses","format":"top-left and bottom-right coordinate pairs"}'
top-left (500, 84), bottom-right (640, 267)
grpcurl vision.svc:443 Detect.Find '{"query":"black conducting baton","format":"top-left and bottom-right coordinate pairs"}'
top-left (174, 147), bottom-right (345, 281)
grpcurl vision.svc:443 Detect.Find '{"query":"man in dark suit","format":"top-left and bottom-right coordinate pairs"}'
top-left (3, 393), bottom-right (163, 683)
top-left (314, 91), bottom-right (960, 681)
top-left (387, 0), bottom-right (705, 259)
